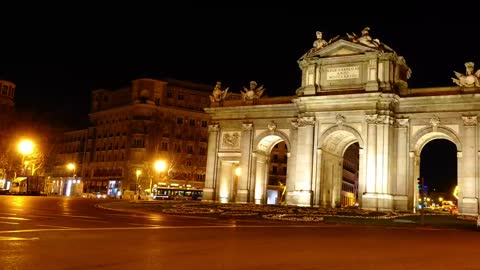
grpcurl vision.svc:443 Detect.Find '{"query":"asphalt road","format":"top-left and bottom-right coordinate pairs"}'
top-left (1, 196), bottom-right (479, 270)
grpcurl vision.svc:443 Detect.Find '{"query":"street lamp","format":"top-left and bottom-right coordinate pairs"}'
top-left (153, 160), bottom-right (166, 197)
top-left (66, 163), bottom-right (76, 197)
top-left (17, 139), bottom-right (34, 194)
top-left (18, 139), bottom-right (34, 175)
top-left (135, 169), bottom-right (142, 200)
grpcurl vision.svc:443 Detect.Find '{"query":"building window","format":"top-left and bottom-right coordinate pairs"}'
top-left (187, 145), bottom-right (193, 154)
top-left (177, 117), bottom-right (184, 125)
top-left (201, 120), bottom-right (207, 127)
top-left (273, 155), bottom-right (278, 162)
top-left (177, 94), bottom-right (184, 100)
top-left (167, 90), bottom-right (173, 98)
top-left (155, 98), bottom-right (160, 105)
top-left (189, 119), bottom-right (195, 126)
top-left (199, 146), bottom-right (206, 155)
top-left (272, 166), bottom-right (277, 174)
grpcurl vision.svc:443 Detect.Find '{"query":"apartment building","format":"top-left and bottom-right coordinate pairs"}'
top-left (50, 78), bottom-right (212, 198)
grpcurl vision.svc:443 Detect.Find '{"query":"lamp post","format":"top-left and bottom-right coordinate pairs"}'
top-left (18, 139), bottom-right (34, 174)
top-left (18, 139), bottom-right (34, 194)
top-left (153, 160), bottom-right (166, 199)
top-left (135, 169), bottom-right (142, 200)
top-left (67, 163), bottom-right (76, 196)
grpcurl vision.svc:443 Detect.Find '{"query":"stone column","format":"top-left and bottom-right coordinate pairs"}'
top-left (394, 118), bottom-right (409, 211)
top-left (362, 113), bottom-right (394, 211)
top-left (254, 154), bottom-right (268, 204)
top-left (249, 153), bottom-right (258, 203)
top-left (461, 115), bottom-right (478, 214)
top-left (292, 116), bottom-right (315, 206)
top-left (237, 121), bottom-right (253, 203)
top-left (365, 114), bottom-right (377, 193)
top-left (203, 123), bottom-right (219, 201)
top-left (285, 120), bottom-right (298, 205)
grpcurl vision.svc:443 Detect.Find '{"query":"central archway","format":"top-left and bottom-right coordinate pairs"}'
top-left (318, 126), bottom-right (364, 208)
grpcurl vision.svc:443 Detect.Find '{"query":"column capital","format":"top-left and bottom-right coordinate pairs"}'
top-left (462, 115), bottom-right (477, 126)
top-left (242, 121), bottom-right (253, 130)
top-left (297, 116), bottom-right (315, 127)
top-left (394, 118), bottom-right (409, 128)
top-left (208, 122), bottom-right (219, 132)
top-left (365, 114), bottom-right (378, 124)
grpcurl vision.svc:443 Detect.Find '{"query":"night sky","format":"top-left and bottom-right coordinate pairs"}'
top-left (1, 9), bottom-right (471, 190)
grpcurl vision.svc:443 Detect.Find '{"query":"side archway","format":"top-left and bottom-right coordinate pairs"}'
top-left (250, 130), bottom-right (292, 205)
top-left (409, 126), bottom-right (462, 212)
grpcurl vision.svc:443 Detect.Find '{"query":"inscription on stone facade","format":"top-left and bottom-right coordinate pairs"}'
top-left (221, 132), bottom-right (240, 149)
top-left (326, 66), bottom-right (360, 80)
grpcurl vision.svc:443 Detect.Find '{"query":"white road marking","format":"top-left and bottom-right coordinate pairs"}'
top-left (71, 219), bottom-right (110, 223)
top-left (0, 236), bottom-right (39, 241)
top-left (0, 216), bottom-right (30, 221)
top-left (62, 214), bottom-right (99, 219)
top-left (128, 223), bottom-right (159, 227)
top-left (0, 221), bottom-right (19, 225)
top-left (0, 213), bottom-right (17, 216)
top-left (36, 225), bottom-right (73, 229)
top-left (0, 224), bottom-right (327, 234)
top-left (107, 213), bottom-right (143, 217)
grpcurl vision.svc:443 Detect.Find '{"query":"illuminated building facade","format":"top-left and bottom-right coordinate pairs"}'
top-left (0, 80), bottom-right (16, 190)
top-left (51, 78), bottom-right (211, 198)
top-left (203, 29), bottom-right (480, 215)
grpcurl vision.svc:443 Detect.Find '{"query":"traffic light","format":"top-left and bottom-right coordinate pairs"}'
top-left (417, 178), bottom-right (423, 190)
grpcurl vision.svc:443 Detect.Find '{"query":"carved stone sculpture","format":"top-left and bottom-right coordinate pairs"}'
top-left (452, 62), bottom-right (480, 88)
top-left (241, 81), bottom-right (265, 103)
top-left (209, 81), bottom-right (229, 103)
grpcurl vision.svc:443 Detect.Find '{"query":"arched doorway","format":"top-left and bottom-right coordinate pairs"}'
top-left (411, 127), bottom-right (462, 213)
top-left (267, 141), bottom-right (288, 205)
top-left (419, 139), bottom-right (457, 212)
top-left (253, 132), bottom-right (290, 205)
top-left (342, 142), bottom-right (360, 207)
top-left (318, 127), bottom-right (363, 208)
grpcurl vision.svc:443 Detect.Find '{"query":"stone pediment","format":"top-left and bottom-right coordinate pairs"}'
top-left (301, 39), bottom-right (379, 60)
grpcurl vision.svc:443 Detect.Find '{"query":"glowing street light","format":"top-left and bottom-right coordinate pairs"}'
top-left (152, 160), bottom-right (167, 197)
top-left (16, 139), bottom-right (35, 193)
top-left (154, 160), bottom-right (166, 173)
top-left (67, 163), bottom-right (76, 173)
top-left (66, 163), bottom-right (77, 197)
top-left (135, 169), bottom-right (142, 200)
top-left (235, 167), bottom-right (241, 177)
top-left (18, 139), bottom-right (34, 156)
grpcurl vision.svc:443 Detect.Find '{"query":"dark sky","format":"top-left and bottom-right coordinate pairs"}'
top-left (2, 9), bottom-right (478, 129)
top-left (1, 9), bottom-right (465, 191)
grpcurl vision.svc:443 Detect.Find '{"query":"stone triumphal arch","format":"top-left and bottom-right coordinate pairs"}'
top-left (203, 27), bottom-right (480, 215)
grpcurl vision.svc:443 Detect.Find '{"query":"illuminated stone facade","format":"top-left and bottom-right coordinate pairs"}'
top-left (0, 80), bottom-right (16, 188)
top-left (51, 78), bottom-right (211, 197)
top-left (204, 29), bottom-right (480, 215)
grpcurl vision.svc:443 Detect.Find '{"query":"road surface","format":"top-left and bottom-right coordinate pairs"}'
top-left (0, 196), bottom-right (478, 269)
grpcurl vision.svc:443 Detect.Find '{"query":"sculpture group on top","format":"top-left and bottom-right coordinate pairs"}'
top-left (452, 62), bottom-right (480, 88)
top-left (209, 80), bottom-right (266, 106)
top-left (305, 27), bottom-right (393, 57)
